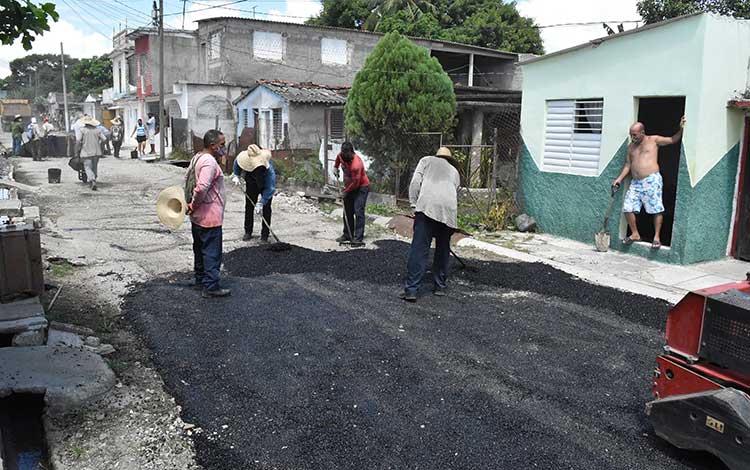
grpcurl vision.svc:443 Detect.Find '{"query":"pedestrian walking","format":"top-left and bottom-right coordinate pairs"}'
top-left (231, 144), bottom-right (275, 242)
top-left (147, 112), bottom-right (157, 154)
top-left (110, 117), bottom-right (124, 158)
top-left (400, 147), bottom-right (460, 302)
top-left (42, 118), bottom-right (55, 158)
top-left (131, 118), bottom-right (147, 156)
top-left (186, 129), bottom-right (230, 298)
top-left (29, 117), bottom-right (44, 161)
top-left (76, 116), bottom-right (106, 191)
top-left (11, 115), bottom-right (23, 156)
top-left (333, 142), bottom-right (370, 246)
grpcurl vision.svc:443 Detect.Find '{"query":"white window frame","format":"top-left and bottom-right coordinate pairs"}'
top-left (209, 31), bottom-right (222, 60)
top-left (542, 98), bottom-right (604, 176)
top-left (253, 31), bottom-right (283, 62)
top-left (321, 38), bottom-right (349, 66)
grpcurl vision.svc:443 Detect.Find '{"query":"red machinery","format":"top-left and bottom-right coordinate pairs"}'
top-left (647, 279), bottom-right (750, 469)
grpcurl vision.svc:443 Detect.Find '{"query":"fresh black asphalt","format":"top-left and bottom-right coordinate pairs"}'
top-left (123, 240), bottom-right (725, 469)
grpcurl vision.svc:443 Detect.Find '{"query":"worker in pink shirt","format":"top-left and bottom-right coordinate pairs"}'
top-left (186, 129), bottom-right (230, 298)
top-left (333, 142), bottom-right (370, 246)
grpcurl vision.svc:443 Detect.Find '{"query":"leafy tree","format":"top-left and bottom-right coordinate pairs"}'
top-left (1, 53), bottom-right (75, 101)
top-left (1, 0), bottom-right (59, 50)
top-left (637, 0), bottom-right (750, 23)
top-left (69, 56), bottom-right (113, 96)
top-left (345, 32), bottom-right (456, 192)
top-left (308, 0), bottom-right (544, 54)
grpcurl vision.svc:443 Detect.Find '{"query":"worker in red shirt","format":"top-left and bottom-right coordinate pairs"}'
top-left (334, 141), bottom-right (370, 247)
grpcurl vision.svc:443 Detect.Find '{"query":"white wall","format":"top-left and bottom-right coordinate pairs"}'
top-left (234, 86), bottom-right (289, 143)
top-left (521, 14), bottom-right (750, 186)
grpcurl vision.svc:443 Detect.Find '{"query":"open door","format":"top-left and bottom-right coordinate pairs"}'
top-left (733, 117), bottom-right (750, 261)
top-left (628, 97), bottom-right (686, 247)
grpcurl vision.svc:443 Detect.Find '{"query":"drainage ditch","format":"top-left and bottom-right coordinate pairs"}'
top-left (0, 394), bottom-right (49, 470)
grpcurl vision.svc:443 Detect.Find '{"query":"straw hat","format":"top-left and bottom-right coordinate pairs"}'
top-left (81, 115), bottom-right (100, 127)
top-left (111, 116), bottom-right (122, 124)
top-left (156, 186), bottom-right (187, 230)
top-left (236, 144), bottom-right (271, 172)
top-left (436, 147), bottom-right (452, 158)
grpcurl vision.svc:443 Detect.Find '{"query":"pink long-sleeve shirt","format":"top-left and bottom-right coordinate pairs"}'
top-left (190, 153), bottom-right (225, 228)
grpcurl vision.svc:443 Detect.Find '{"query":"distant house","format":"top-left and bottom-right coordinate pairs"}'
top-left (519, 13), bottom-right (750, 264)
top-left (233, 80), bottom-right (347, 151)
top-left (0, 99), bottom-right (31, 131)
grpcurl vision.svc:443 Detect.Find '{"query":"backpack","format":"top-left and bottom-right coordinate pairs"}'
top-left (184, 152), bottom-right (204, 204)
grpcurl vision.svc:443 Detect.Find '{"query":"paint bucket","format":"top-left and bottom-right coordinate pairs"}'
top-left (131, 150), bottom-right (138, 159)
top-left (47, 168), bottom-right (61, 184)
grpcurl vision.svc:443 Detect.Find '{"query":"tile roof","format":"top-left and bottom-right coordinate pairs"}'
top-left (237, 80), bottom-right (349, 105)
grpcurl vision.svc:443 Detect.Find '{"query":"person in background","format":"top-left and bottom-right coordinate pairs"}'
top-left (11, 115), bottom-right (24, 156)
top-left (147, 112), bottom-right (157, 154)
top-left (131, 118), bottom-right (147, 156)
top-left (400, 147), bottom-right (460, 302)
top-left (42, 117), bottom-right (55, 158)
top-left (110, 117), bottom-right (124, 158)
top-left (76, 115), bottom-right (106, 191)
top-left (231, 144), bottom-right (272, 242)
top-left (333, 141), bottom-right (370, 247)
top-left (96, 123), bottom-right (111, 155)
top-left (71, 113), bottom-right (86, 142)
top-left (29, 117), bottom-right (44, 161)
top-left (187, 129), bottom-right (230, 298)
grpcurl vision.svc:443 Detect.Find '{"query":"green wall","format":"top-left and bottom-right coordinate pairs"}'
top-left (520, 141), bottom-right (740, 264)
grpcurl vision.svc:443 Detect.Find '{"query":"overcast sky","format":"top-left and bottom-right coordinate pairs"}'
top-left (0, 0), bottom-right (642, 79)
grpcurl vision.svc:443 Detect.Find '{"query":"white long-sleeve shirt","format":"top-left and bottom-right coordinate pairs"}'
top-left (409, 156), bottom-right (460, 229)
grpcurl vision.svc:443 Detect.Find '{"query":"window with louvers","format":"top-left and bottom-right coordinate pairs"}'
top-left (321, 38), bottom-right (348, 65)
top-left (209, 32), bottom-right (221, 60)
top-left (272, 108), bottom-right (282, 143)
top-left (542, 99), bottom-right (604, 176)
top-left (329, 108), bottom-right (345, 140)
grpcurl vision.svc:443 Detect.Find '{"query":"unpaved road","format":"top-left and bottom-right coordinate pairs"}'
top-left (14, 156), bottom-right (723, 469)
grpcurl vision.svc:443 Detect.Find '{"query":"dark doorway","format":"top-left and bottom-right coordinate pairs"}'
top-left (734, 117), bottom-right (750, 261)
top-left (627, 97), bottom-right (685, 246)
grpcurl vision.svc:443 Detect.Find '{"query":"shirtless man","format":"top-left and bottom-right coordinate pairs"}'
top-left (612, 116), bottom-right (685, 250)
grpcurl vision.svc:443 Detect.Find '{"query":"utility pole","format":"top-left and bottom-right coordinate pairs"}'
top-left (60, 43), bottom-right (70, 132)
top-left (181, 0), bottom-right (187, 29)
top-left (158, 0), bottom-right (165, 160)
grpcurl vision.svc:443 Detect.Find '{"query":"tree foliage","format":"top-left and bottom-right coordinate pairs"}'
top-left (0, 0), bottom-right (59, 50)
top-left (308, 0), bottom-right (544, 54)
top-left (637, 0), bottom-right (750, 23)
top-left (69, 56), bottom-right (113, 97)
top-left (345, 32), bottom-right (456, 181)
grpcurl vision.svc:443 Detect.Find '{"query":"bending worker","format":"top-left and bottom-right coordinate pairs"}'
top-left (401, 147), bottom-right (460, 302)
top-left (334, 141), bottom-right (369, 246)
top-left (232, 144), bottom-right (275, 242)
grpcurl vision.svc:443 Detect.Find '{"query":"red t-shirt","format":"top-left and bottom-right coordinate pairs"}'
top-left (334, 153), bottom-right (370, 193)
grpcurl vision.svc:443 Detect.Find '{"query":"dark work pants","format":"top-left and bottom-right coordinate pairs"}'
top-left (113, 140), bottom-right (122, 158)
top-left (404, 212), bottom-right (453, 296)
top-left (192, 223), bottom-right (223, 292)
top-left (12, 136), bottom-right (22, 155)
top-left (343, 186), bottom-right (369, 242)
top-left (244, 191), bottom-right (272, 239)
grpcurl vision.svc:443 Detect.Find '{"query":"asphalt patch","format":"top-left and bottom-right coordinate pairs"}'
top-left (123, 242), bottom-right (724, 470)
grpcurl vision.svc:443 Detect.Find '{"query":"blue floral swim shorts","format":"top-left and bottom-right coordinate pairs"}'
top-left (623, 172), bottom-right (665, 214)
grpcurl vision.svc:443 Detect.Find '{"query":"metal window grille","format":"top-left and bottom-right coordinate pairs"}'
top-left (329, 108), bottom-right (345, 140)
top-left (542, 98), bottom-right (604, 176)
top-left (272, 108), bottom-right (282, 142)
top-left (253, 31), bottom-right (283, 61)
top-left (321, 38), bottom-right (348, 65)
top-left (209, 32), bottom-right (221, 60)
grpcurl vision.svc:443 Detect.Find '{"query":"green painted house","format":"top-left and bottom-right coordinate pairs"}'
top-left (519, 13), bottom-right (750, 264)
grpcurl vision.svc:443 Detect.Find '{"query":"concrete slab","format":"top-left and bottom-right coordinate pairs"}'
top-left (694, 259), bottom-right (750, 280)
top-left (0, 199), bottom-right (22, 217)
top-left (0, 316), bottom-right (47, 334)
top-left (47, 329), bottom-right (84, 348)
top-left (643, 266), bottom-right (707, 287)
top-left (0, 345), bottom-right (115, 415)
top-left (675, 274), bottom-right (738, 291)
top-left (0, 297), bottom-right (44, 322)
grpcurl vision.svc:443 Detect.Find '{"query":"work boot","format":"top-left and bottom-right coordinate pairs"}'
top-left (260, 236), bottom-right (269, 244)
top-left (433, 287), bottom-right (446, 297)
top-left (242, 233), bottom-right (253, 241)
top-left (202, 288), bottom-right (231, 298)
top-left (350, 240), bottom-right (365, 248)
top-left (91, 181), bottom-right (98, 191)
top-left (336, 234), bottom-right (351, 243)
top-left (399, 291), bottom-right (417, 302)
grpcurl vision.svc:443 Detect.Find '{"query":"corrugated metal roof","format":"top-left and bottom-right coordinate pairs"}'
top-left (237, 80), bottom-right (348, 105)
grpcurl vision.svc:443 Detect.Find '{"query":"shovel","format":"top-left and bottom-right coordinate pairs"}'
top-left (594, 185), bottom-right (619, 252)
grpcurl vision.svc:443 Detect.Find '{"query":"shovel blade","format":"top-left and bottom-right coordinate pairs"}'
top-left (595, 231), bottom-right (611, 252)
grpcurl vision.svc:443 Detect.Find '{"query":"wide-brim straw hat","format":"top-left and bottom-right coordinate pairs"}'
top-left (81, 115), bottom-right (100, 127)
top-left (156, 186), bottom-right (187, 230)
top-left (236, 144), bottom-right (271, 172)
top-left (436, 147), bottom-right (452, 158)
top-left (111, 116), bottom-right (122, 124)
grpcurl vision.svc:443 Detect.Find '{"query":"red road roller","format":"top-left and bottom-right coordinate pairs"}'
top-left (647, 279), bottom-right (750, 469)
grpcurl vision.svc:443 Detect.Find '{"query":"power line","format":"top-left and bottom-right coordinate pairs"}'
top-left (60, 0), bottom-right (112, 39)
top-left (537, 20), bottom-right (642, 29)
top-left (163, 0), bottom-right (249, 17)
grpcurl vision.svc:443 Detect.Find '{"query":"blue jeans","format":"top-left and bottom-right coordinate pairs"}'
top-left (192, 223), bottom-right (223, 291)
top-left (12, 136), bottom-right (22, 155)
top-left (343, 186), bottom-right (369, 242)
top-left (404, 212), bottom-right (453, 296)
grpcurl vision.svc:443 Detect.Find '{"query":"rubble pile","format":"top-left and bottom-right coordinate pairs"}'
top-left (272, 191), bottom-right (321, 215)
